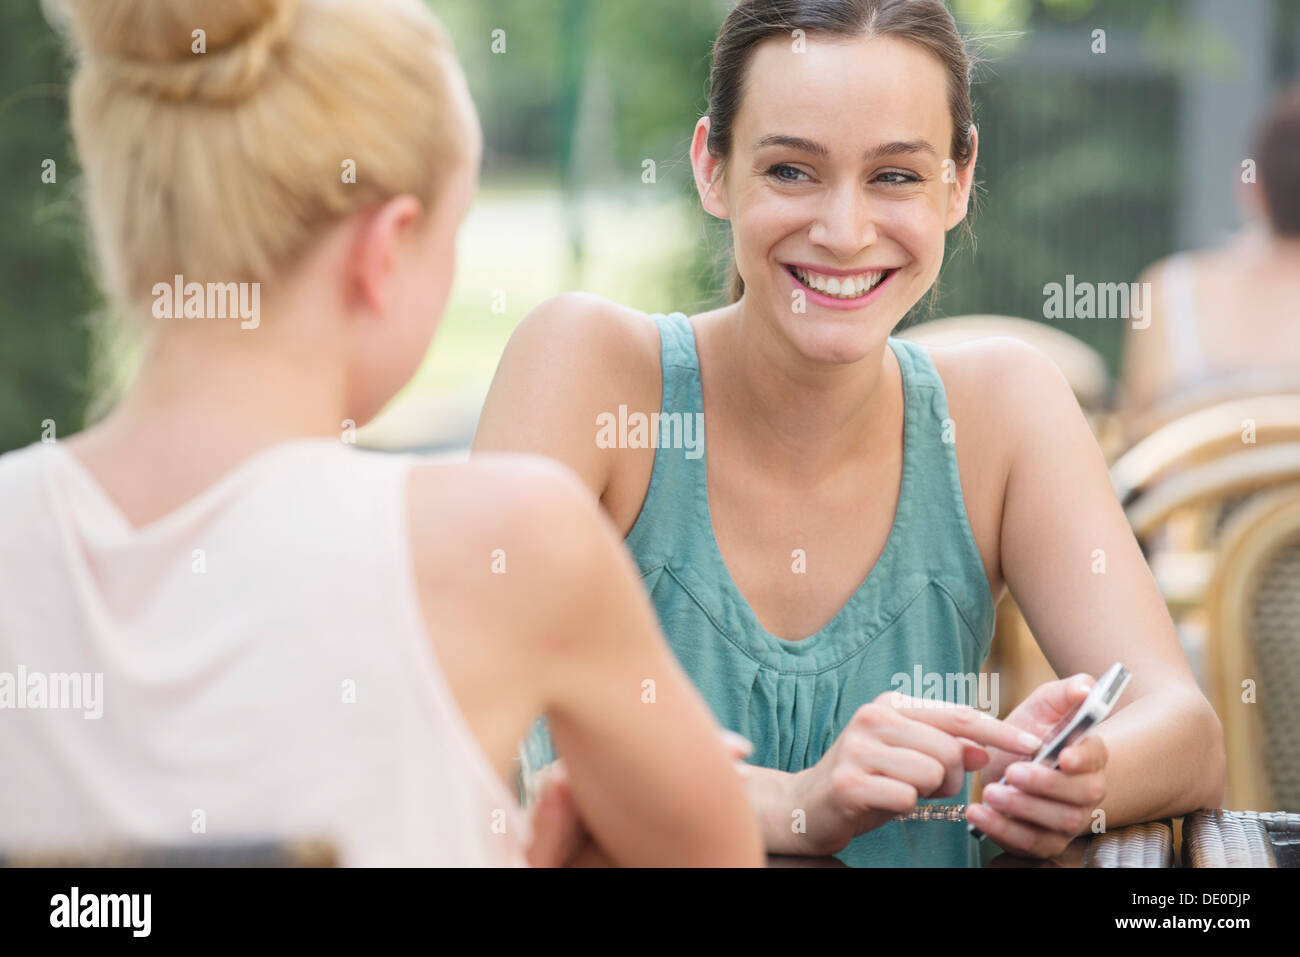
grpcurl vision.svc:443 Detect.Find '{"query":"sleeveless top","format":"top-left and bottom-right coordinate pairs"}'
top-left (526, 311), bottom-right (997, 867)
top-left (0, 437), bottom-right (529, 866)
top-left (1162, 252), bottom-right (1208, 385)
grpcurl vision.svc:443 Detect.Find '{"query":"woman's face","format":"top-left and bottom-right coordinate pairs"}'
top-left (696, 33), bottom-right (976, 363)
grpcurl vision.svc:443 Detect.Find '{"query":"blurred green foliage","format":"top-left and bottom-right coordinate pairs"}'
top-left (0, 0), bottom-right (97, 454)
top-left (2, 0), bottom-right (1294, 452)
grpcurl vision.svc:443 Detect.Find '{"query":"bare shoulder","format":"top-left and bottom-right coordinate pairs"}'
top-left (406, 452), bottom-right (606, 587)
top-left (475, 293), bottom-right (665, 492)
top-left (476, 292), bottom-right (668, 516)
top-left (499, 291), bottom-right (662, 392)
top-left (917, 336), bottom-right (1090, 599)
top-left (922, 335), bottom-right (1079, 436)
top-left (403, 454), bottom-right (617, 774)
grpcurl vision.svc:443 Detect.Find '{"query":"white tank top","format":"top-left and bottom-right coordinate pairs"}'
top-left (0, 437), bottom-right (529, 866)
top-left (1162, 252), bottom-right (1208, 385)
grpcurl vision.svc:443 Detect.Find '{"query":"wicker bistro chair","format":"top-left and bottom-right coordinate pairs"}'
top-left (1082, 820), bottom-right (1176, 868)
top-left (1122, 371), bottom-right (1300, 451)
top-left (1202, 484), bottom-right (1300, 814)
top-left (1125, 443), bottom-right (1300, 541)
top-left (1111, 396), bottom-right (1300, 613)
top-left (897, 314), bottom-right (1113, 413)
top-left (1112, 395), bottom-right (1300, 511)
top-left (1120, 447), bottom-right (1300, 812)
top-left (1182, 810), bottom-right (1300, 868)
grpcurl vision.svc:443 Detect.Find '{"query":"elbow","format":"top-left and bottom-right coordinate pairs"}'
top-left (1196, 699), bottom-right (1227, 811)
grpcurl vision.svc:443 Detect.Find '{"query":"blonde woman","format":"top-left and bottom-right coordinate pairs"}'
top-left (0, 0), bottom-right (768, 866)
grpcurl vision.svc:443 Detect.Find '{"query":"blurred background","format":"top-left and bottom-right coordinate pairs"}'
top-left (3, 0), bottom-right (1300, 822)
top-left (3, 0), bottom-right (1296, 452)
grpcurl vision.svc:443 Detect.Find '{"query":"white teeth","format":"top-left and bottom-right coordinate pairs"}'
top-left (791, 266), bottom-right (889, 299)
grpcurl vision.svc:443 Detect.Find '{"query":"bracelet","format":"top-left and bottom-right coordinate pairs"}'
top-left (894, 804), bottom-right (967, 822)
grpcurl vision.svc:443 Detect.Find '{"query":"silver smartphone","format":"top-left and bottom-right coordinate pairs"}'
top-left (969, 662), bottom-right (1131, 840)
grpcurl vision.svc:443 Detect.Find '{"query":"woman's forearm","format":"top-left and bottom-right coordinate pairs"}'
top-left (1087, 688), bottom-right (1225, 832)
top-left (736, 764), bottom-right (808, 855)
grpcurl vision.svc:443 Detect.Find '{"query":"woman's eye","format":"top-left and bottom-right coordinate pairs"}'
top-left (876, 170), bottom-right (921, 185)
top-left (766, 163), bottom-right (810, 183)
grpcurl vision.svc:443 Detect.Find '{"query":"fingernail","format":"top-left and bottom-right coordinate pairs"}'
top-left (1006, 764), bottom-right (1029, 785)
top-left (721, 730), bottom-right (754, 758)
top-left (1019, 732), bottom-right (1043, 751)
top-left (983, 784), bottom-right (1008, 806)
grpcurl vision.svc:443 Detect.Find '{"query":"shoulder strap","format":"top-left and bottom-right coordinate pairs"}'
top-left (1162, 253), bottom-right (1205, 380)
top-left (886, 336), bottom-right (996, 636)
top-left (622, 312), bottom-right (708, 560)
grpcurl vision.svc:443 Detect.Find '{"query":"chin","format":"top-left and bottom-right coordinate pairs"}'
top-left (786, 319), bottom-right (882, 365)
top-left (759, 260), bottom-right (909, 364)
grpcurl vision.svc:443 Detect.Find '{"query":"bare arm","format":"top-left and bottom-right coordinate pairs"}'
top-left (991, 338), bottom-right (1225, 838)
top-left (473, 292), bottom-right (661, 526)
top-left (410, 454), bottom-right (764, 866)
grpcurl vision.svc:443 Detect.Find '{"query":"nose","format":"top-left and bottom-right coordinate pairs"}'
top-left (807, 182), bottom-right (879, 261)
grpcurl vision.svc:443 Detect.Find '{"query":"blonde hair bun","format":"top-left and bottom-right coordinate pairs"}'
top-left (47, 0), bottom-right (469, 309)
top-left (53, 0), bottom-right (299, 103)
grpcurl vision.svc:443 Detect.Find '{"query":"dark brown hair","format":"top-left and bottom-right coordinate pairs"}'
top-left (703, 0), bottom-right (979, 302)
top-left (1256, 85), bottom-right (1300, 236)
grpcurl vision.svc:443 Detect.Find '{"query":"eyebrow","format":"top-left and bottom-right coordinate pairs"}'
top-left (753, 134), bottom-right (937, 163)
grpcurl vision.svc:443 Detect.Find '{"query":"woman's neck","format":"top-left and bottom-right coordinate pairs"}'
top-left (68, 316), bottom-right (350, 496)
top-left (697, 298), bottom-right (898, 483)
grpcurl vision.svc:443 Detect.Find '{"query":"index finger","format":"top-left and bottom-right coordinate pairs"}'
top-left (882, 692), bottom-right (1043, 755)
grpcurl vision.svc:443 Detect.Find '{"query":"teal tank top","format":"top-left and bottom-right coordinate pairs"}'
top-left (523, 311), bottom-right (997, 867)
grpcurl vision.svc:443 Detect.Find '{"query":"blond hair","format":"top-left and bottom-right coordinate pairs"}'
top-left (46, 0), bottom-right (470, 308)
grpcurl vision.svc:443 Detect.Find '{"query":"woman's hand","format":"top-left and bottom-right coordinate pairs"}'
top-left (781, 692), bottom-right (1045, 857)
top-left (526, 730), bottom-right (756, 867)
top-left (965, 673), bottom-right (1110, 859)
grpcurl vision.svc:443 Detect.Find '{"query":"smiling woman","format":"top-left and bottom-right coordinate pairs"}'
top-left (475, 0), bottom-right (1224, 868)
top-left (705, 1), bottom-right (977, 308)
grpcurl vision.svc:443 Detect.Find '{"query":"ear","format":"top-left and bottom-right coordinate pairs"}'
top-left (690, 116), bottom-right (730, 220)
top-left (349, 194), bottom-right (424, 315)
top-left (944, 124), bottom-right (979, 231)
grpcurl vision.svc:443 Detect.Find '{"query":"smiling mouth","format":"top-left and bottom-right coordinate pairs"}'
top-left (785, 264), bottom-right (895, 300)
